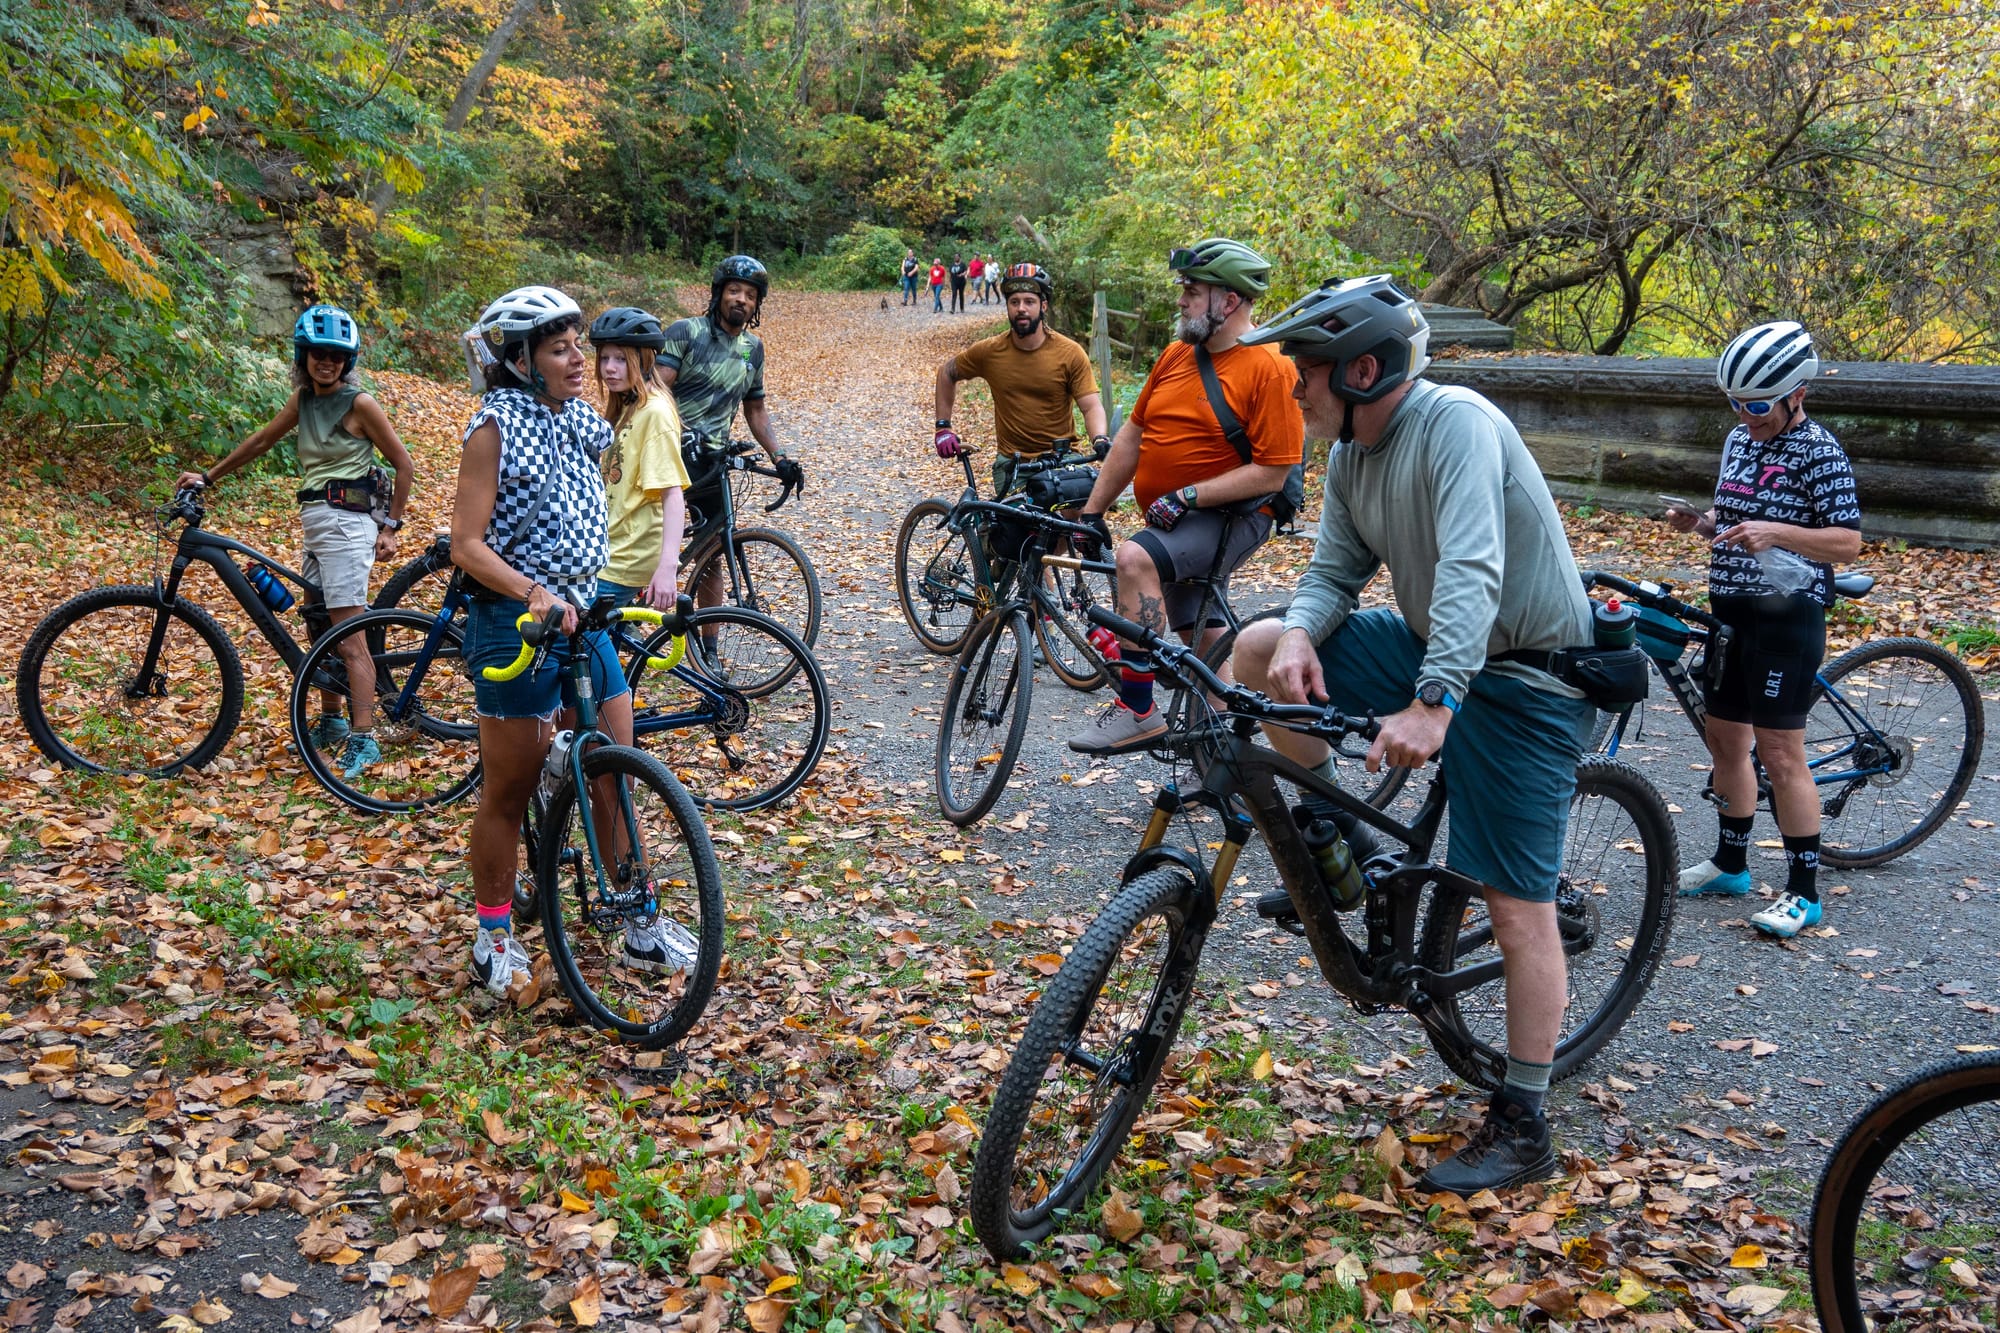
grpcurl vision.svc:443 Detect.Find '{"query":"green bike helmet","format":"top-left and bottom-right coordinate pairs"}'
top-left (1167, 237), bottom-right (1271, 300)
top-left (1241, 274), bottom-right (1431, 405)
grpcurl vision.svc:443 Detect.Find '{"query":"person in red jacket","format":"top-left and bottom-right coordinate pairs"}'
top-left (929, 259), bottom-right (947, 313)
top-left (968, 255), bottom-right (986, 304)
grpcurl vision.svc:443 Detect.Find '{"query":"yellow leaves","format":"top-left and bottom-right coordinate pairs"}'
top-left (568, 1273), bottom-right (602, 1327)
top-left (183, 106), bottom-right (219, 133)
top-left (1728, 1242), bottom-right (1768, 1268)
top-left (0, 252), bottom-right (45, 318)
top-left (1249, 1049), bottom-right (1274, 1080)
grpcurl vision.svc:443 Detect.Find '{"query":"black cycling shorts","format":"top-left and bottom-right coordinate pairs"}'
top-left (1703, 592), bottom-right (1825, 730)
top-left (1128, 507), bottom-right (1272, 632)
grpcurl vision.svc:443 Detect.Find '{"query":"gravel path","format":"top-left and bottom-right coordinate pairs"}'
top-left (761, 289), bottom-right (2000, 1209)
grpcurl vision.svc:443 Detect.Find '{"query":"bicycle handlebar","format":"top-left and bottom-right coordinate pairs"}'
top-left (1585, 571), bottom-right (1721, 630)
top-left (480, 603), bottom-right (686, 682)
top-left (717, 443), bottom-right (803, 512)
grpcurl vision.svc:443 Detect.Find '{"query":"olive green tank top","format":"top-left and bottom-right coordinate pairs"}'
top-left (296, 386), bottom-right (375, 492)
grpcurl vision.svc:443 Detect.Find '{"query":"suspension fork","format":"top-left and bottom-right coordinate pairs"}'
top-left (132, 548), bottom-right (201, 696)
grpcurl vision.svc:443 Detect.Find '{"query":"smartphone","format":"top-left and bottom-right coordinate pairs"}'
top-left (1659, 493), bottom-right (1701, 515)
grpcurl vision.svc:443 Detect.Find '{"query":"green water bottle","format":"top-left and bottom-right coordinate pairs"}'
top-left (1593, 597), bottom-right (1637, 648)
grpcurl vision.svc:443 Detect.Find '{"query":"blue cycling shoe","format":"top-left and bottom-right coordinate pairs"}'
top-left (1751, 893), bottom-right (1823, 938)
top-left (1677, 859), bottom-right (1752, 897)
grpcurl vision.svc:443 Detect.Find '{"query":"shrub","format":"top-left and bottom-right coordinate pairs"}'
top-left (818, 223), bottom-right (915, 290)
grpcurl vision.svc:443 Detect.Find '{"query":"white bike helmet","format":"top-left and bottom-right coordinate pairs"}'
top-left (1717, 320), bottom-right (1818, 401)
top-left (472, 285), bottom-right (583, 357)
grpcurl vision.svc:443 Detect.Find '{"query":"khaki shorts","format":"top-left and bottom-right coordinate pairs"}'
top-left (299, 502), bottom-right (377, 610)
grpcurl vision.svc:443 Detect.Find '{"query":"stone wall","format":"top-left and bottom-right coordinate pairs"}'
top-left (1427, 355), bottom-right (2000, 548)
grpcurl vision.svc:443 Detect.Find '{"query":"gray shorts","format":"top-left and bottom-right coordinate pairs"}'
top-left (1129, 507), bottom-right (1272, 631)
top-left (298, 502), bottom-right (377, 610)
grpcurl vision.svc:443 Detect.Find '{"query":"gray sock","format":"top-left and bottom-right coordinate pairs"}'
top-left (1310, 754), bottom-right (1340, 786)
top-left (1500, 1055), bottom-right (1553, 1119)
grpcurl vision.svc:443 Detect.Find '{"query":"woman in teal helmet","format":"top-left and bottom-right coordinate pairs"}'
top-left (176, 304), bottom-right (415, 780)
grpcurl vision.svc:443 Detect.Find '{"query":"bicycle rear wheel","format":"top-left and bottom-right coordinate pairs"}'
top-left (686, 526), bottom-right (821, 649)
top-left (895, 498), bottom-right (982, 655)
top-left (289, 608), bottom-right (480, 812)
top-left (1417, 758), bottom-right (1677, 1089)
top-left (627, 608), bottom-right (830, 811)
top-left (935, 608), bottom-right (1033, 827)
top-left (969, 866), bottom-right (1206, 1261)
top-left (17, 585), bottom-right (244, 775)
top-left (371, 543), bottom-right (453, 613)
top-left (538, 744), bottom-right (724, 1048)
top-left (1806, 638), bottom-right (1984, 868)
top-left (1033, 558), bottom-right (1114, 691)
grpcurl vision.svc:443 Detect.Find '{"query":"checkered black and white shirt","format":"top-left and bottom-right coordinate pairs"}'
top-left (464, 389), bottom-right (613, 605)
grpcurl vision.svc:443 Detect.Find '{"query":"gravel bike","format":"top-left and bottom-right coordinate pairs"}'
top-left (1809, 1051), bottom-right (2000, 1331)
top-left (1586, 571), bottom-right (1983, 867)
top-left (481, 601), bottom-right (724, 1047)
top-left (968, 604), bottom-right (1678, 1258)
top-left (292, 555), bottom-right (827, 814)
top-left (18, 485), bottom-right (336, 775)
top-left (376, 439), bottom-right (818, 648)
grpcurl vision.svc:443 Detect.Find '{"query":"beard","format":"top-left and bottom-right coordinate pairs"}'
top-left (1176, 306), bottom-right (1223, 345)
top-left (1010, 312), bottom-right (1043, 337)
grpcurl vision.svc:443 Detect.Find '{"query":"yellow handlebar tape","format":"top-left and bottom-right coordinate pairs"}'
top-left (481, 612), bottom-right (542, 682)
top-left (477, 608), bottom-right (687, 682)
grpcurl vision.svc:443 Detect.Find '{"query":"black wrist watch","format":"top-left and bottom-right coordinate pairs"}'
top-left (1416, 681), bottom-right (1460, 713)
top-left (935, 418), bottom-right (951, 429)
top-left (1180, 485), bottom-right (1199, 509)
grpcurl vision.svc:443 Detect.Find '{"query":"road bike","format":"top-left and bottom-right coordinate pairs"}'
top-left (1586, 571), bottom-right (1983, 867)
top-left (967, 604), bottom-right (1679, 1258)
top-left (481, 601), bottom-right (724, 1047)
top-left (895, 439), bottom-right (1113, 688)
top-left (377, 439), bottom-right (819, 648)
top-left (1809, 1051), bottom-right (2000, 1331)
top-left (292, 555), bottom-right (828, 814)
top-left (18, 486), bottom-right (337, 775)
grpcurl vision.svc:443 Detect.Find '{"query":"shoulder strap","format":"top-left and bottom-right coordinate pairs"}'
top-left (1193, 344), bottom-right (1253, 466)
top-left (495, 417), bottom-right (573, 558)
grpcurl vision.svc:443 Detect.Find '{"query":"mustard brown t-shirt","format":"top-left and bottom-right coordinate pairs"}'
top-left (953, 330), bottom-right (1099, 459)
top-left (601, 393), bottom-right (691, 589)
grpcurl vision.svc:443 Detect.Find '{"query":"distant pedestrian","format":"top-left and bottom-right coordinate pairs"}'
top-left (948, 256), bottom-right (969, 313)
top-left (929, 258), bottom-right (946, 313)
top-left (983, 255), bottom-right (1002, 304)
top-left (968, 255), bottom-right (985, 304)
top-left (900, 250), bottom-right (919, 306)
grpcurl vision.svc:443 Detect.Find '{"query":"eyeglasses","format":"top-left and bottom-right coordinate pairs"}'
top-left (1728, 396), bottom-right (1776, 416)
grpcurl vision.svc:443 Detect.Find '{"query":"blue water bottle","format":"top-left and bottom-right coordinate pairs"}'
top-left (246, 562), bottom-right (294, 613)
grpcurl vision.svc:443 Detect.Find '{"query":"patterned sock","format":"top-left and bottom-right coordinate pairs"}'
top-left (477, 902), bottom-right (511, 939)
top-left (1499, 1056), bottom-right (1554, 1120)
top-left (1117, 653), bottom-right (1155, 716)
top-left (1712, 813), bottom-right (1755, 875)
top-left (1783, 833), bottom-right (1821, 904)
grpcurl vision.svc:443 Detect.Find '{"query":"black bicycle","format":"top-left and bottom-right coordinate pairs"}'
top-left (1809, 1051), bottom-right (2000, 1331)
top-left (1587, 572), bottom-right (1983, 867)
top-left (481, 600), bottom-right (724, 1047)
top-left (968, 604), bottom-right (1679, 1259)
top-left (293, 553), bottom-right (828, 814)
top-left (376, 440), bottom-right (819, 648)
top-left (18, 486), bottom-right (337, 775)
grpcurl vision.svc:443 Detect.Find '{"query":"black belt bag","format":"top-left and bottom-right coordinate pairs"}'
top-left (1492, 645), bottom-right (1651, 709)
top-left (300, 467), bottom-right (388, 515)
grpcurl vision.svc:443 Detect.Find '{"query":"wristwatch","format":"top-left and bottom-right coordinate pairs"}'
top-left (1180, 485), bottom-right (1199, 509)
top-left (1415, 681), bottom-right (1460, 713)
top-left (380, 518), bottom-right (405, 532)
top-left (935, 418), bottom-right (951, 429)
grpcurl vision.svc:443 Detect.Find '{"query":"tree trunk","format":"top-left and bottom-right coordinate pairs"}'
top-left (370, 0), bottom-right (541, 216)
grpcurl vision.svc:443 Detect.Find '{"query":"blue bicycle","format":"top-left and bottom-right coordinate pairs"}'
top-left (1586, 571), bottom-right (1983, 868)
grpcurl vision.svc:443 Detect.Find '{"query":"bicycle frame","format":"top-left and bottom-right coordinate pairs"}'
top-left (687, 442), bottom-right (798, 614)
top-left (156, 511), bottom-right (325, 677)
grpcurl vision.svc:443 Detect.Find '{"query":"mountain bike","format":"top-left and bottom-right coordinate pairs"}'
top-left (1586, 571), bottom-right (1983, 867)
top-left (895, 439), bottom-right (1114, 687)
top-left (292, 557), bottom-right (828, 814)
top-left (376, 439), bottom-right (819, 648)
top-left (18, 486), bottom-right (335, 775)
top-left (1809, 1051), bottom-right (2000, 1331)
top-left (481, 601), bottom-right (724, 1047)
top-left (968, 604), bottom-right (1678, 1260)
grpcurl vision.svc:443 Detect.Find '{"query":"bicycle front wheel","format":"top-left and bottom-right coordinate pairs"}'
top-left (290, 608), bottom-right (480, 812)
top-left (627, 608), bottom-right (830, 811)
top-left (895, 498), bottom-right (982, 655)
top-left (538, 745), bottom-right (724, 1048)
top-left (371, 543), bottom-right (453, 613)
top-left (17, 585), bottom-right (245, 775)
top-left (1418, 757), bottom-right (1677, 1089)
top-left (1810, 1052), bottom-right (2000, 1332)
top-left (1808, 637), bottom-right (1984, 868)
top-left (969, 866), bottom-right (1206, 1261)
top-left (935, 609), bottom-right (1033, 827)
top-left (685, 526), bottom-right (821, 649)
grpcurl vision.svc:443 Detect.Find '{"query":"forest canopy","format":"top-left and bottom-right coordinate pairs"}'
top-left (6, 0), bottom-right (2000, 449)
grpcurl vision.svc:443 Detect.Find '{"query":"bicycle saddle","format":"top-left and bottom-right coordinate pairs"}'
top-left (1833, 571), bottom-right (1875, 600)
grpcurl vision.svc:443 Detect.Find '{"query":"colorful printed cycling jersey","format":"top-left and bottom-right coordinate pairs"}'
top-left (660, 316), bottom-right (765, 449)
top-left (1708, 416), bottom-right (1861, 605)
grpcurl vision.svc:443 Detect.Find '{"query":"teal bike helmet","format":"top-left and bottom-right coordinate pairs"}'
top-left (294, 304), bottom-right (359, 373)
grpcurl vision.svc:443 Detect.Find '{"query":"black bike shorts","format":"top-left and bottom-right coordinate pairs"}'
top-left (1128, 507), bottom-right (1271, 632)
top-left (1704, 592), bottom-right (1825, 730)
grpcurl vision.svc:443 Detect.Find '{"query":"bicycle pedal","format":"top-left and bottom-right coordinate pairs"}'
top-left (1254, 888), bottom-right (1305, 936)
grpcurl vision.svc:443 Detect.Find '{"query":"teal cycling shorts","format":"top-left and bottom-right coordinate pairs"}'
top-left (1312, 609), bottom-right (1592, 903)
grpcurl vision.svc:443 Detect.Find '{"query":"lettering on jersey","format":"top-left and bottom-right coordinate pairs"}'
top-left (1708, 417), bottom-right (1861, 604)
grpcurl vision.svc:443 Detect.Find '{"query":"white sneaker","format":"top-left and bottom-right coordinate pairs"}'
top-left (1750, 893), bottom-right (1822, 939)
top-left (624, 916), bottom-right (701, 974)
top-left (471, 927), bottom-right (532, 998)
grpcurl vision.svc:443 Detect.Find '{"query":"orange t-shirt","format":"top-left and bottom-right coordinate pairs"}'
top-left (1129, 341), bottom-right (1304, 510)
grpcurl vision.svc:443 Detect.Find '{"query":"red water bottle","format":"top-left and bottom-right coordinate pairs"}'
top-left (1087, 626), bottom-right (1121, 663)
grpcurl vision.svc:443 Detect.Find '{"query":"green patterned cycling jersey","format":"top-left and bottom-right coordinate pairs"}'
top-left (660, 315), bottom-right (766, 448)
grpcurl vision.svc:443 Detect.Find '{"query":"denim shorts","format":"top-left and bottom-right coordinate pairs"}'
top-left (462, 597), bottom-right (629, 720)
top-left (1313, 609), bottom-right (1592, 903)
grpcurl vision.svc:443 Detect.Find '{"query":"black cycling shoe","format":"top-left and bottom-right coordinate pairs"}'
top-left (1416, 1100), bottom-right (1557, 1196)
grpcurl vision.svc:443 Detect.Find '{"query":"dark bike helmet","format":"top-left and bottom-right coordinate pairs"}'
top-left (1241, 274), bottom-right (1431, 405)
top-left (588, 306), bottom-right (668, 350)
top-left (1167, 238), bottom-right (1270, 299)
top-left (294, 303), bottom-right (359, 374)
top-left (999, 263), bottom-right (1053, 302)
top-left (708, 255), bottom-right (770, 329)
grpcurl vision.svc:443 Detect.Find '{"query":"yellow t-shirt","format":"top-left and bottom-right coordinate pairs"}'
top-left (601, 394), bottom-right (691, 588)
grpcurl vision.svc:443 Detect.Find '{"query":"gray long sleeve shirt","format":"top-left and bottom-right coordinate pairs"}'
top-left (1282, 380), bottom-right (1593, 700)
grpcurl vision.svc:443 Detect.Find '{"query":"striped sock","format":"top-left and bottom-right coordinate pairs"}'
top-left (476, 902), bottom-right (511, 938)
top-left (1117, 653), bottom-right (1155, 715)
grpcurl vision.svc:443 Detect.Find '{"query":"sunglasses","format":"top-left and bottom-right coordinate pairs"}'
top-left (1727, 396), bottom-right (1776, 416)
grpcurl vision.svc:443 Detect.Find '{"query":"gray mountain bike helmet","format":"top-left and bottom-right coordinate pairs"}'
top-left (1241, 274), bottom-right (1431, 405)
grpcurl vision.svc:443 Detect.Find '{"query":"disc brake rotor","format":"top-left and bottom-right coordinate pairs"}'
top-left (1864, 734), bottom-right (1916, 788)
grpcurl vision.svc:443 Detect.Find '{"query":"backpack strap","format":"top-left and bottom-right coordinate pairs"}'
top-left (1193, 344), bottom-right (1254, 466)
